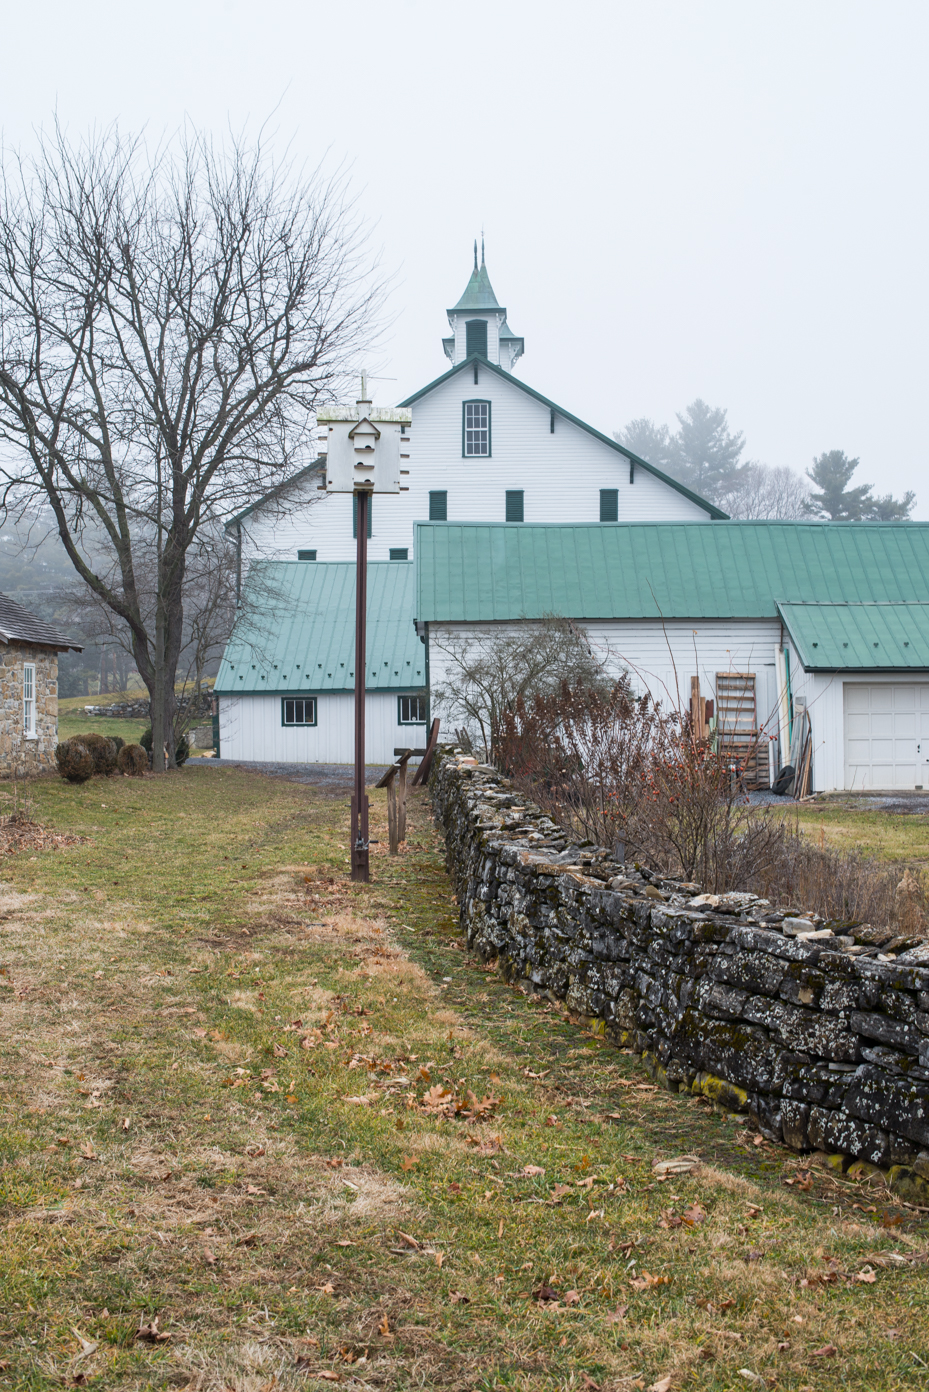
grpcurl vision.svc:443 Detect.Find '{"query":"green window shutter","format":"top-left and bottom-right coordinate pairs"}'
top-left (352, 494), bottom-right (373, 538)
top-left (429, 490), bottom-right (448, 521)
top-left (600, 489), bottom-right (618, 522)
top-left (505, 490), bottom-right (524, 523)
top-left (466, 319), bottom-right (488, 358)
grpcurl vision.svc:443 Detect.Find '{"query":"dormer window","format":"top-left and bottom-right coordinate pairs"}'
top-left (463, 401), bottom-right (491, 457)
top-left (465, 319), bottom-right (488, 359)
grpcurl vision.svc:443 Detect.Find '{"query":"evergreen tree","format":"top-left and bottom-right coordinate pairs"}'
top-left (804, 450), bottom-right (873, 519)
top-left (866, 490), bottom-right (916, 521)
top-left (614, 418), bottom-right (673, 473)
top-left (668, 400), bottom-right (746, 498)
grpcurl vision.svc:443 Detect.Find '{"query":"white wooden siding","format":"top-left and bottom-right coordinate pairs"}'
top-left (429, 618), bottom-right (782, 763)
top-left (240, 369), bottom-right (709, 566)
top-left (218, 692), bottom-right (426, 765)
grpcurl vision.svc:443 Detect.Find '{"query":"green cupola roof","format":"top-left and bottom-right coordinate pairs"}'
top-left (448, 239), bottom-right (503, 313)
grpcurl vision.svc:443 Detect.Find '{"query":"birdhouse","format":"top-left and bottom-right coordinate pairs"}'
top-left (320, 384), bottom-right (411, 494)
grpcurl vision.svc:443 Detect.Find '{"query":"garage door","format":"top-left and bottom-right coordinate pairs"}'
top-left (844, 684), bottom-right (929, 789)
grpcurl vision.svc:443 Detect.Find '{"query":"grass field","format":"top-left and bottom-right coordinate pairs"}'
top-left (791, 802), bottom-right (929, 863)
top-left (0, 767), bottom-right (926, 1390)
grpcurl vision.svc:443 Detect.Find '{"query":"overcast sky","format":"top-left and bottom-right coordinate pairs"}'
top-left (2, 1), bottom-right (926, 511)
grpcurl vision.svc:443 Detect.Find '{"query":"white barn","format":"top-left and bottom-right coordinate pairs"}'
top-left (216, 249), bottom-right (929, 790)
top-left (415, 520), bottom-right (929, 793)
top-left (216, 249), bottom-right (720, 765)
top-left (225, 246), bottom-right (720, 575)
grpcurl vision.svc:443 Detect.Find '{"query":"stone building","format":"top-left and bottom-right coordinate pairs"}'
top-left (0, 593), bottom-right (82, 772)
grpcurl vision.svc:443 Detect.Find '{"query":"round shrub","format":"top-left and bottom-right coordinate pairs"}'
top-left (74, 731), bottom-right (119, 776)
top-left (140, 727), bottom-right (190, 767)
top-left (117, 743), bottom-right (149, 776)
top-left (110, 735), bottom-right (125, 755)
top-left (55, 739), bottom-right (95, 784)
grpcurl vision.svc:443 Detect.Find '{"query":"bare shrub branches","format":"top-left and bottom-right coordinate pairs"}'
top-left (431, 618), bottom-right (613, 764)
top-left (498, 682), bottom-right (926, 929)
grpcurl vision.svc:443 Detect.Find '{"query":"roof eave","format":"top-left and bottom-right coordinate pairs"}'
top-left (398, 356), bottom-right (726, 519)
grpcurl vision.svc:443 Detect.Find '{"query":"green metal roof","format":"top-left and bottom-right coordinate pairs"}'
top-left (399, 356), bottom-right (726, 519)
top-left (414, 521), bottom-right (929, 624)
top-left (215, 561), bottom-right (425, 695)
top-left (449, 256), bottom-right (503, 313)
top-left (776, 601), bottom-right (929, 670)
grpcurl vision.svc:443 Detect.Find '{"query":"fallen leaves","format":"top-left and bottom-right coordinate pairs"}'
top-left (532, 1283), bottom-right (561, 1302)
top-left (418, 1082), bottom-right (500, 1121)
top-left (630, 1271), bottom-right (670, 1291)
top-left (135, 1316), bottom-right (170, 1343)
top-left (810, 1343), bottom-right (838, 1358)
top-left (647, 1376), bottom-right (673, 1392)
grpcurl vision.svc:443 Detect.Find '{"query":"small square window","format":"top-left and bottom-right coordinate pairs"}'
top-left (463, 401), bottom-right (490, 457)
top-left (398, 694), bottom-right (427, 724)
top-left (282, 697), bottom-right (317, 727)
top-left (429, 490), bottom-right (448, 521)
top-left (389, 547), bottom-right (409, 560)
top-left (600, 489), bottom-right (618, 522)
top-left (505, 489), bottom-right (524, 523)
top-left (297, 549), bottom-right (317, 560)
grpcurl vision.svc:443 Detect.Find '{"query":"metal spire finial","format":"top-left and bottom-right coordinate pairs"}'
top-left (473, 239), bottom-right (478, 272)
top-left (481, 227), bottom-right (485, 265)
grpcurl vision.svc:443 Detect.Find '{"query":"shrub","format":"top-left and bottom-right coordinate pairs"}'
top-left (140, 727), bottom-right (190, 767)
top-left (55, 740), bottom-right (95, 784)
top-left (497, 680), bottom-right (927, 933)
top-left (73, 732), bottom-right (118, 776)
top-left (110, 735), bottom-right (125, 755)
top-left (117, 743), bottom-right (148, 776)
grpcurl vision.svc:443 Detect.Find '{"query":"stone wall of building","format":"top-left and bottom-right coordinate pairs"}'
top-left (0, 645), bottom-right (59, 771)
top-left (430, 748), bottom-right (929, 1197)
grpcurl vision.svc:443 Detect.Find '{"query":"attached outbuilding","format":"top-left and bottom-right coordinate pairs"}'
top-left (0, 593), bottom-right (82, 772)
top-left (214, 560), bottom-right (428, 765)
top-left (414, 519), bottom-right (929, 794)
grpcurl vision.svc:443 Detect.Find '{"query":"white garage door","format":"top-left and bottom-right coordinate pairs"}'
top-left (844, 684), bottom-right (929, 789)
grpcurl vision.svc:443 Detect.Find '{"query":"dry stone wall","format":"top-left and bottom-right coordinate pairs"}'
top-left (430, 748), bottom-right (929, 1197)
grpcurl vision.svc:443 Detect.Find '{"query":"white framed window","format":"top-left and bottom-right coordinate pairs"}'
top-left (23, 663), bottom-right (36, 738)
top-left (398, 694), bottom-right (427, 725)
top-left (463, 400), bottom-right (491, 457)
top-left (282, 697), bottom-right (317, 727)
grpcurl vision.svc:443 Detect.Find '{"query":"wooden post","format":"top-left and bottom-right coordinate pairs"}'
top-left (397, 754), bottom-right (409, 846)
top-left (690, 676), bottom-right (701, 739)
top-left (376, 748), bottom-right (415, 856)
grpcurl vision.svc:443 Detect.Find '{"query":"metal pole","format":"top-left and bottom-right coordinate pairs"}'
top-left (351, 489), bottom-right (370, 882)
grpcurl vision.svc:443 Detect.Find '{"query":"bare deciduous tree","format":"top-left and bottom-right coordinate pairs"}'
top-left (430, 617), bottom-right (613, 763)
top-left (717, 462), bottom-right (810, 519)
top-left (0, 121), bottom-right (383, 767)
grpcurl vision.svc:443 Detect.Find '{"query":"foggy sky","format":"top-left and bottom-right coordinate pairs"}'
top-left (2, 1), bottom-right (926, 512)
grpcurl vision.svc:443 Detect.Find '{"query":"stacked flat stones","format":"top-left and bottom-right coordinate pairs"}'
top-left (431, 748), bottom-right (929, 1195)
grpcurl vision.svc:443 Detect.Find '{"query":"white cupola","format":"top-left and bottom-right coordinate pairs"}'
top-left (442, 240), bottom-right (524, 372)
